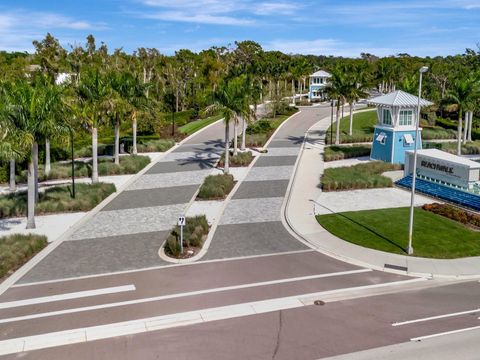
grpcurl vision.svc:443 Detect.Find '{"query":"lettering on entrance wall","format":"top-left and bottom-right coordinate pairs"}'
top-left (420, 160), bottom-right (454, 174)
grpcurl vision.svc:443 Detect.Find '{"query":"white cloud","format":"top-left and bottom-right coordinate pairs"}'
top-left (0, 9), bottom-right (106, 52)
top-left (253, 2), bottom-right (299, 15)
top-left (144, 11), bottom-right (253, 25)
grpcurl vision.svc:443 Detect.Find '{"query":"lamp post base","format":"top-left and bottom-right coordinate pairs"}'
top-left (407, 246), bottom-right (414, 255)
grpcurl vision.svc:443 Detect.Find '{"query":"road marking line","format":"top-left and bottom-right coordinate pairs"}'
top-left (393, 308), bottom-right (480, 326)
top-left (0, 285), bottom-right (136, 310)
top-left (12, 249), bottom-right (316, 288)
top-left (410, 325), bottom-right (480, 342)
top-left (0, 277), bottom-right (427, 356)
top-left (0, 269), bottom-right (371, 324)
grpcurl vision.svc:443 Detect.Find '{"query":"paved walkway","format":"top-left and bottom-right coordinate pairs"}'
top-left (286, 115), bottom-right (480, 278)
top-left (16, 123), bottom-right (228, 283)
top-left (204, 106), bottom-right (332, 260)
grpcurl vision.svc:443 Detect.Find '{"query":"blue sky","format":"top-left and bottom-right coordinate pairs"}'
top-left (0, 0), bottom-right (479, 56)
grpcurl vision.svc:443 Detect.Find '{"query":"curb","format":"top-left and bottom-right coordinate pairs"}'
top-left (0, 118), bottom-right (224, 296)
top-left (281, 112), bottom-right (480, 280)
top-left (162, 109), bottom-right (304, 264)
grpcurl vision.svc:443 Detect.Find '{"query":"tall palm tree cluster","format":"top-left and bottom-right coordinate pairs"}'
top-left (0, 33), bottom-right (479, 228)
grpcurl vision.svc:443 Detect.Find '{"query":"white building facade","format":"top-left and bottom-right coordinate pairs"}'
top-left (308, 70), bottom-right (331, 101)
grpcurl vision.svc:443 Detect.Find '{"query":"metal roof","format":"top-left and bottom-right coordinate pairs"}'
top-left (310, 70), bottom-right (331, 78)
top-left (406, 149), bottom-right (480, 168)
top-left (367, 90), bottom-right (433, 107)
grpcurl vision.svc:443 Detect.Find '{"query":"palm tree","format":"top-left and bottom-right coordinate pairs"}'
top-left (446, 76), bottom-right (479, 155)
top-left (206, 77), bottom-right (246, 173)
top-left (327, 68), bottom-right (348, 145)
top-left (77, 69), bottom-right (109, 182)
top-left (344, 71), bottom-right (368, 136)
top-left (1, 79), bottom-right (61, 228)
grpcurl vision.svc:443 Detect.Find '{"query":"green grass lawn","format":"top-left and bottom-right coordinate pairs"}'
top-left (179, 115), bottom-right (223, 136)
top-left (321, 161), bottom-right (401, 191)
top-left (0, 183), bottom-right (116, 218)
top-left (316, 207), bottom-right (480, 259)
top-left (0, 234), bottom-right (48, 280)
top-left (324, 145), bottom-right (371, 162)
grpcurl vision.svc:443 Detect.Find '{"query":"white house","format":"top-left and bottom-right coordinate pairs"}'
top-left (308, 70), bottom-right (331, 101)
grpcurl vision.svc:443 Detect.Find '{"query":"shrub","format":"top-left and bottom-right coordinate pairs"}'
top-left (136, 139), bottom-right (175, 153)
top-left (0, 163), bottom-right (8, 183)
top-left (164, 215), bottom-right (209, 258)
top-left (0, 183), bottom-right (116, 218)
top-left (197, 174), bottom-right (235, 200)
top-left (246, 120), bottom-right (274, 135)
top-left (422, 203), bottom-right (480, 228)
top-left (0, 234), bottom-right (48, 279)
top-left (324, 146), bottom-right (371, 162)
top-left (218, 151), bottom-right (253, 167)
top-left (321, 161), bottom-right (401, 191)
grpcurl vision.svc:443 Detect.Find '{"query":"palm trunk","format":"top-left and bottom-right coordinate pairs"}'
top-left (9, 159), bottom-right (16, 192)
top-left (291, 79), bottom-right (295, 105)
top-left (463, 112), bottom-right (468, 144)
top-left (45, 138), bottom-right (51, 176)
top-left (468, 111), bottom-right (473, 142)
top-left (457, 111), bottom-right (462, 156)
top-left (241, 116), bottom-right (246, 151)
top-left (114, 119), bottom-right (120, 165)
top-left (26, 148), bottom-right (36, 229)
top-left (335, 105), bottom-right (341, 145)
top-left (349, 102), bottom-right (354, 136)
top-left (33, 142), bottom-right (39, 203)
top-left (132, 112), bottom-right (138, 155)
top-left (233, 121), bottom-right (238, 156)
top-left (92, 127), bottom-right (99, 183)
top-left (224, 121), bottom-right (230, 174)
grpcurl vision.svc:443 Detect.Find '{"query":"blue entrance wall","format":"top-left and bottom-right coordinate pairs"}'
top-left (370, 127), bottom-right (422, 164)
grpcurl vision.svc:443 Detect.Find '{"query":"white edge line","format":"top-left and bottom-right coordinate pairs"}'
top-left (0, 276), bottom-right (427, 356)
top-left (410, 325), bottom-right (480, 342)
top-left (11, 249), bottom-right (315, 288)
top-left (393, 308), bottom-right (480, 327)
top-left (0, 269), bottom-right (371, 324)
top-left (0, 285), bottom-right (136, 310)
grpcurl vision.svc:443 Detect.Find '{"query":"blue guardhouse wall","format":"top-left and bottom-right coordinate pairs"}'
top-left (370, 127), bottom-right (422, 164)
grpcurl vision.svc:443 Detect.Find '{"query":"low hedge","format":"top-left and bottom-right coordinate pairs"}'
top-left (0, 183), bottom-right (116, 218)
top-left (0, 234), bottom-right (48, 280)
top-left (197, 174), bottom-right (235, 200)
top-left (424, 141), bottom-right (480, 155)
top-left (164, 215), bottom-right (209, 258)
top-left (422, 203), bottom-right (480, 229)
top-left (218, 151), bottom-right (253, 167)
top-left (324, 146), bottom-right (371, 162)
top-left (321, 161), bottom-right (402, 191)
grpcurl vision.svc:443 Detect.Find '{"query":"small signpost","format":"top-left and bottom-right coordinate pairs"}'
top-left (177, 215), bottom-right (186, 253)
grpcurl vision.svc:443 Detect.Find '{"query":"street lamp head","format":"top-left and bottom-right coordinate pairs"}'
top-left (419, 66), bottom-right (429, 73)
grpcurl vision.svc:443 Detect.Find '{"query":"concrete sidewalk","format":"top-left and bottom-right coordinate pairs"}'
top-left (285, 115), bottom-right (480, 279)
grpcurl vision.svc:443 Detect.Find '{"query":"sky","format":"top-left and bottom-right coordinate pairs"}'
top-left (0, 0), bottom-right (479, 57)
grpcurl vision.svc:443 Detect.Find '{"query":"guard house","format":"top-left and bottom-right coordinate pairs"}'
top-left (367, 90), bottom-right (433, 164)
top-left (309, 70), bottom-right (331, 101)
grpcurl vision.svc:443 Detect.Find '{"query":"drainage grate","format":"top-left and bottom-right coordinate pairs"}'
top-left (384, 263), bottom-right (408, 272)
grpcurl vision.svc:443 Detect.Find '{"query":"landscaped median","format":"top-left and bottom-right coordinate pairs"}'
top-left (164, 215), bottom-right (209, 259)
top-left (0, 183), bottom-right (116, 218)
top-left (197, 174), bottom-right (235, 200)
top-left (217, 151), bottom-right (254, 168)
top-left (316, 206), bottom-right (480, 259)
top-left (321, 161), bottom-right (401, 191)
top-left (0, 234), bottom-right (48, 280)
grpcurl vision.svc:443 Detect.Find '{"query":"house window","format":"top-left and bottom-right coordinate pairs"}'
top-left (382, 109), bottom-right (392, 125)
top-left (403, 134), bottom-right (414, 147)
top-left (399, 110), bottom-right (413, 126)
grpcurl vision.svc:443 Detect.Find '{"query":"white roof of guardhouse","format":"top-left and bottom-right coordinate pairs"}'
top-left (367, 90), bottom-right (433, 107)
top-left (310, 70), bottom-right (331, 78)
top-left (406, 149), bottom-right (480, 168)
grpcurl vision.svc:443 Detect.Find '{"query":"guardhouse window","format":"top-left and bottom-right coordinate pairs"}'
top-left (376, 132), bottom-right (386, 145)
top-left (399, 110), bottom-right (413, 126)
top-left (382, 109), bottom-right (392, 125)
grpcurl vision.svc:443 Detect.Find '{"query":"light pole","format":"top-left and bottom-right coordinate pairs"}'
top-left (407, 66), bottom-right (428, 255)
